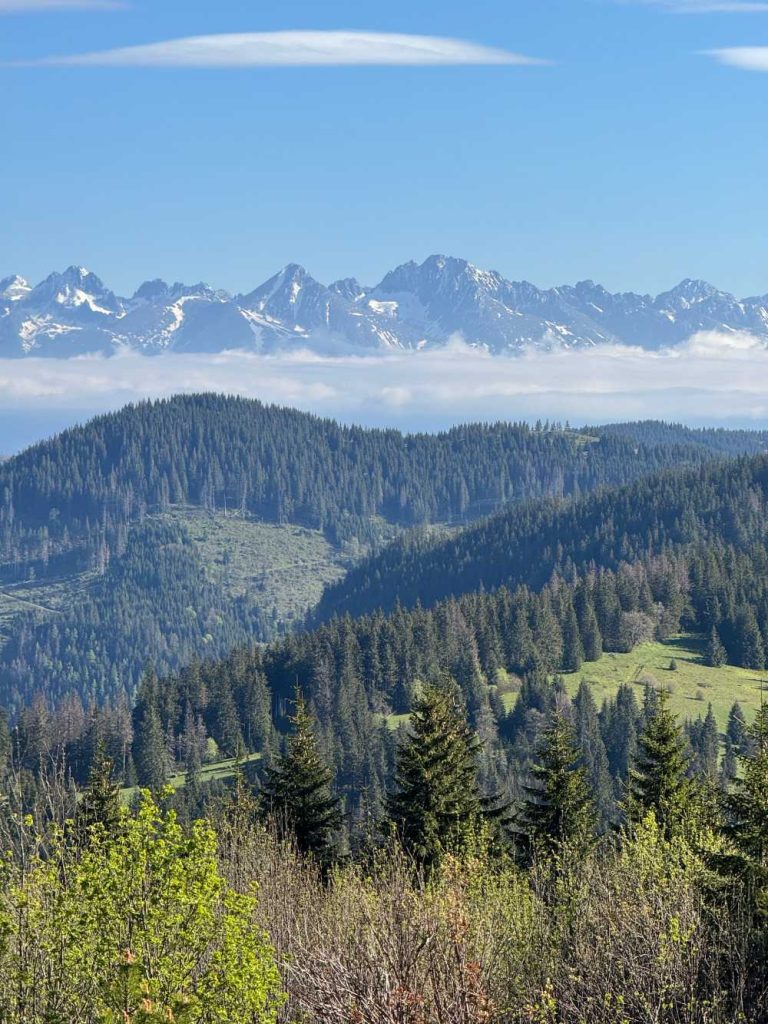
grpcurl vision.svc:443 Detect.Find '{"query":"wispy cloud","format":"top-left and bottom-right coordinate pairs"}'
top-left (705, 45), bottom-right (768, 68)
top-left (0, 0), bottom-right (127, 11)
top-left (622, 1), bottom-right (768, 12)
top-left (1, 334), bottom-right (768, 454)
top-left (10, 30), bottom-right (547, 68)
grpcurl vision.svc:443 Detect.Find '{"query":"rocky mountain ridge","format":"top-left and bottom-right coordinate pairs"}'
top-left (2, 256), bottom-right (766, 357)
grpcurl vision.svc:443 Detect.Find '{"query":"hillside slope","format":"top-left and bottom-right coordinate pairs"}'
top-left (0, 396), bottom-right (765, 713)
top-left (314, 453), bottom-right (768, 620)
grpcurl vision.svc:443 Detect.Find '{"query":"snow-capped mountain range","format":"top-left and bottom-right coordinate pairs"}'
top-left (2, 255), bottom-right (767, 357)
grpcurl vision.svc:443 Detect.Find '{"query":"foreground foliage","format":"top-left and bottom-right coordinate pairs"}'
top-left (221, 815), bottom-right (765, 1023)
top-left (0, 792), bottom-right (284, 1024)
top-left (1, 692), bottom-right (768, 1022)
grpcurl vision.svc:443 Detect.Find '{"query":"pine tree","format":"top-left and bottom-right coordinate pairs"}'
top-left (386, 684), bottom-right (483, 870)
top-left (261, 690), bottom-right (341, 866)
top-left (707, 625), bottom-right (727, 668)
top-left (519, 710), bottom-right (597, 860)
top-left (626, 687), bottom-right (691, 837)
top-left (720, 704), bottom-right (768, 914)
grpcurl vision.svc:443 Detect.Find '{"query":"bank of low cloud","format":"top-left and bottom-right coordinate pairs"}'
top-left (0, 331), bottom-right (767, 447)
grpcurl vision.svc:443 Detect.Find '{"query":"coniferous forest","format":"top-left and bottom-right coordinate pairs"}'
top-left (1, 394), bottom-right (768, 1022)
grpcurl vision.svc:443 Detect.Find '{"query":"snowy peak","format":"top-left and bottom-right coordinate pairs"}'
top-left (132, 279), bottom-right (170, 302)
top-left (0, 275), bottom-right (31, 303)
top-left (0, 258), bottom-right (766, 357)
top-left (378, 255), bottom-right (501, 299)
top-left (239, 264), bottom-right (335, 331)
top-left (656, 279), bottom-right (727, 312)
top-left (241, 264), bottom-right (313, 305)
top-left (329, 277), bottom-right (366, 301)
top-left (27, 266), bottom-right (122, 316)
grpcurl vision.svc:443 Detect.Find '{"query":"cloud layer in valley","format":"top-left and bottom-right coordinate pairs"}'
top-left (11, 30), bottom-right (544, 68)
top-left (1, 332), bottom-right (767, 452)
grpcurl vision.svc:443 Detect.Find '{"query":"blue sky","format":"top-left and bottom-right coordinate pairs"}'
top-left (1, 0), bottom-right (767, 298)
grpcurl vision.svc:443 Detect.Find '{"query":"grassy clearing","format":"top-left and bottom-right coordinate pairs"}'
top-left (120, 751), bottom-right (262, 804)
top-left (565, 635), bottom-right (767, 728)
top-left (498, 635), bottom-right (766, 729)
top-left (0, 507), bottom-right (351, 648)
top-left (568, 431), bottom-right (601, 447)
top-left (0, 508), bottom-right (351, 653)
top-left (158, 507), bottom-right (351, 628)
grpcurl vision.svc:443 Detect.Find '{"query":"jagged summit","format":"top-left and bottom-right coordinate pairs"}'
top-left (1, 256), bottom-right (765, 357)
top-left (0, 275), bottom-right (30, 303)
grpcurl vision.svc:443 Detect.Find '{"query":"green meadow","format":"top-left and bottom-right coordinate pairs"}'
top-left (563, 634), bottom-right (766, 728)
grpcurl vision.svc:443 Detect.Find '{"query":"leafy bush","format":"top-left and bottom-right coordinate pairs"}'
top-left (0, 792), bottom-right (285, 1024)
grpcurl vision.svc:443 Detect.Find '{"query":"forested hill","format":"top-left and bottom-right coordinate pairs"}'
top-left (0, 395), bottom-right (766, 716)
top-left (314, 453), bottom-right (768, 621)
top-left (0, 395), bottom-right (745, 580)
top-left (584, 421), bottom-right (768, 456)
top-left (23, 476), bottom-right (768, 833)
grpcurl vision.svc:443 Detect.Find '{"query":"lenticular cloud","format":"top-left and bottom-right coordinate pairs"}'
top-left (16, 30), bottom-right (545, 69)
top-left (705, 47), bottom-right (768, 71)
top-left (0, 0), bottom-right (126, 10)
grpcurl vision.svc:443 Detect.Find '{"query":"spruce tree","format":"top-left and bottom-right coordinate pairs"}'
top-left (561, 603), bottom-right (585, 673)
top-left (601, 683), bottom-right (640, 788)
top-left (626, 687), bottom-right (691, 836)
top-left (695, 704), bottom-right (721, 782)
top-left (573, 681), bottom-right (614, 827)
top-left (720, 704), bottom-right (768, 914)
top-left (727, 702), bottom-right (751, 756)
top-left (575, 585), bottom-right (602, 663)
top-left (386, 684), bottom-right (483, 869)
top-left (0, 707), bottom-right (10, 778)
top-left (133, 666), bottom-right (169, 791)
top-left (519, 710), bottom-right (597, 860)
top-left (261, 690), bottom-right (341, 866)
top-left (134, 703), bottom-right (168, 791)
top-left (707, 625), bottom-right (727, 668)
top-left (720, 736), bottom-right (738, 787)
top-left (75, 743), bottom-right (122, 840)
top-left (737, 608), bottom-right (766, 671)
